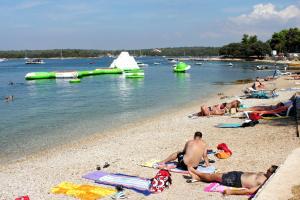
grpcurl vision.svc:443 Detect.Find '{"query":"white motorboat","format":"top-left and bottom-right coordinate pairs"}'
top-left (25, 59), bottom-right (45, 64)
top-left (137, 61), bottom-right (148, 67)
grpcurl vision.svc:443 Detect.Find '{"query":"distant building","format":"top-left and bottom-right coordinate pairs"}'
top-left (152, 48), bottom-right (162, 53)
top-left (287, 53), bottom-right (300, 60)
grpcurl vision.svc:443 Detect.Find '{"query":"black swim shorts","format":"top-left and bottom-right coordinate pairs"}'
top-left (176, 152), bottom-right (188, 170)
top-left (221, 171), bottom-right (243, 188)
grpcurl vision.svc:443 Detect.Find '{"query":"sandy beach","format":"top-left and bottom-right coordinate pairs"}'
top-left (1, 76), bottom-right (300, 200)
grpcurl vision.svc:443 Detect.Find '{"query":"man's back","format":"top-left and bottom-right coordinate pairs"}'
top-left (184, 139), bottom-right (207, 167)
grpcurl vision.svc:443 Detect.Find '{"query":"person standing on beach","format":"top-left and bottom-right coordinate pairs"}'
top-left (158, 132), bottom-right (210, 171)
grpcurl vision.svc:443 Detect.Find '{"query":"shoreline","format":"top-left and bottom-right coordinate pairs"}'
top-left (0, 85), bottom-right (222, 168)
top-left (1, 77), bottom-right (300, 199)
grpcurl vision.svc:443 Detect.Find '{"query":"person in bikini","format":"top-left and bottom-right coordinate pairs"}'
top-left (251, 77), bottom-right (265, 90)
top-left (197, 103), bottom-right (229, 116)
top-left (189, 165), bottom-right (278, 195)
top-left (158, 132), bottom-right (210, 170)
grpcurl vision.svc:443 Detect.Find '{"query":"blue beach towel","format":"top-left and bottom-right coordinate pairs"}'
top-left (216, 123), bottom-right (243, 128)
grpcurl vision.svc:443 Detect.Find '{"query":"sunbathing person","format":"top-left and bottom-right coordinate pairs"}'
top-left (189, 165), bottom-right (278, 195)
top-left (248, 100), bottom-right (292, 111)
top-left (197, 100), bottom-right (241, 116)
top-left (252, 77), bottom-right (265, 90)
top-left (158, 132), bottom-right (210, 170)
top-left (199, 103), bottom-right (227, 116)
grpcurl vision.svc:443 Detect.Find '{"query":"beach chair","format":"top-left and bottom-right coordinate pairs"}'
top-left (244, 104), bottom-right (293, 119)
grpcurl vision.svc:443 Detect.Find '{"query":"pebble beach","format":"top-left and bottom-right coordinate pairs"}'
top-left (1, 76), bottom-right (300, 200)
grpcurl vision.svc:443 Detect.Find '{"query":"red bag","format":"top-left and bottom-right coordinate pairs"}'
top-left (15, 196), bottom-right (30, 200)
top-left (248, 112), bottom-right (262, 121)
top-left (149, 169), bottom-right (172, 193)
top-left (217, 143), bottom-right (232, 155)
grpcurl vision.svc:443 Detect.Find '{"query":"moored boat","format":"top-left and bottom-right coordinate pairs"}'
top-left (124, 69), bottom-right (144, 78)
top-left (25, 59), bottom-right (45, 64)
top-left (173, 62), bottom-right (191, 73)
top-left (69, 78), bottom-right (81, 83)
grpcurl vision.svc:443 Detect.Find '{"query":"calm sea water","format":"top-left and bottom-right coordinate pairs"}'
top-left (0, 57), bottom-right (275, 163)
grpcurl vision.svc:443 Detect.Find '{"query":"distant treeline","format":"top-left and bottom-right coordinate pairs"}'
top-left (0, 47), bottom-right (220, 58)
top-left (219, 27), bottom-right (300, 58)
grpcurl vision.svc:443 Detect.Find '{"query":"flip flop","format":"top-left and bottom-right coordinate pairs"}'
top-left (186, 179), bottom-right (200, 183)
top-left (103, 162), bottom-right (110, 168)
top-left (111, 191), bottom-right (126, 199)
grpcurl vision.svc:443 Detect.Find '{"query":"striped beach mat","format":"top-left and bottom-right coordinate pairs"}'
top-left (141, 159), bottom-right (216, 174)
top-left (83, 171), bottom-right (151, 196)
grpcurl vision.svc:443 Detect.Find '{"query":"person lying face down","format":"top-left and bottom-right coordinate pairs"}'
top-left (158, 132), bottom-right (210, 170)
top-left (188, 165), bottom-right (278, 195)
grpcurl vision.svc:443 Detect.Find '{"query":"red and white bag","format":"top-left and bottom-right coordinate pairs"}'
top-left (149, 169), bottom-right (172, 193)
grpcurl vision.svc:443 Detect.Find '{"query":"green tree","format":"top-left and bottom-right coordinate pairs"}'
top-left (285, 28), bottom-right (300, 53)
top-left (269, 30), bottom-right (288, 53)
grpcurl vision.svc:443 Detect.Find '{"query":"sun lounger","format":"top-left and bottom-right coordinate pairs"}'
top-left (244, 104), bottom-right (293, 119)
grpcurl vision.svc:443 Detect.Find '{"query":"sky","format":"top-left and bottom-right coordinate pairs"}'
top-left (0, 0), bottom-right (300, 50)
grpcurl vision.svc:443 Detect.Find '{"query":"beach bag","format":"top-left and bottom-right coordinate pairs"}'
top-left (149, 169), bottom-right (172, 193)
top-left (215, 151), bottom-right (231, 159)
top-left (217, 143), bottom-right (232, 155)
top-left (242, 120), bottom-right (259, 127)
top-left (15, 196), bottom-right (30, 200)
top-left (248, 112), bottom-right (262, 121)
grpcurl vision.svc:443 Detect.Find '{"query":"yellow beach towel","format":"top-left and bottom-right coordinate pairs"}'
top-left (51, 182), bottom-right (116, 200)
top-left (142, 159), bottom-right (161, 168)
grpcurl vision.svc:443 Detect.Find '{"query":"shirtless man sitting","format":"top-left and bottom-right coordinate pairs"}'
top-left (158, 132), bottom-right (210, 170)
top-left (190, 165), bottom-right (278, 195)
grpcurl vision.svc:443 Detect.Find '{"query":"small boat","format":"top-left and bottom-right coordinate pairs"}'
top-left (0, 58), bottom-right (7, 62)
top-left (25, 59), bottom-right (45, 64)
top-left (69, 78), bottom-right (81, 83)
top-left (154, 62), bottom-right (161, 65)
top-left (137, 61), bottom-right (148, 67)
top-left (124, 69), bottom-right (144, 78)
top-left (227, 63), bottom-right (233, 66)
top-left (195, 62), bottom-right (202, 65)
top-left (173, 62), bottom-right (191, 73)
top-left (256, 65), bottom-right (269, 70)
top-left (170, 59), bottom-right (178, 63)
